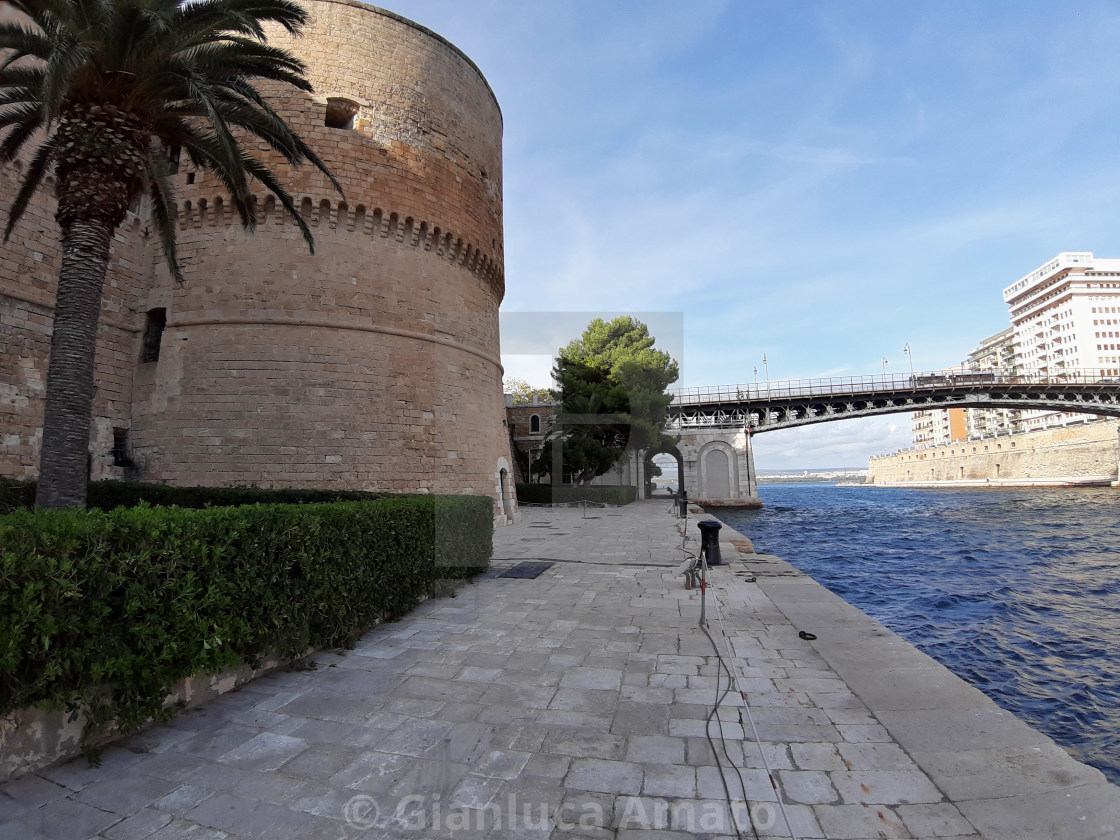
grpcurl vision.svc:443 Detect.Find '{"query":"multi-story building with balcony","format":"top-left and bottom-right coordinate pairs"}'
top-left (912, 403), bottom-right (968, 448)
top-left (910, 328), bottom-right (1020, 447)
top-left (1003, 251), bottom-right (1120, 431)
top-left (963, 328), bottom-right (1019, 437)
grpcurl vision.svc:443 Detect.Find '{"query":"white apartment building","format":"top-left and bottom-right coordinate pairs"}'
top-left (909, 251), bottom-right (1120, 449)
top-left (963, 328), bottom-right (1019, 437)
top-left (911, 330), bottom-right (1018, 447)
top-left (1003, 251), bottom-right (1120, 431)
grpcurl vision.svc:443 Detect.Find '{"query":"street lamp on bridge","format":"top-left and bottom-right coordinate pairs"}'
top-left (904, 343), bottom-right (914, 377)
top-left (763, 354), bottom-right (770, 394)
top-left (882, 356), bottom-right (889, 375)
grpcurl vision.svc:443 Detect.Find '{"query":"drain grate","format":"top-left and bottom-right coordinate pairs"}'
top-left (498, 561), bottom-right (555, 579)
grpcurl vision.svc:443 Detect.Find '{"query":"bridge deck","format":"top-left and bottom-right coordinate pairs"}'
top-left (669, 370), bottom-right (1120, 431)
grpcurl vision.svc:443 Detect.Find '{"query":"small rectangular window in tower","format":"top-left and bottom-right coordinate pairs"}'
top-left (112, 429), bottom-right (132, 467)
top-left (140, 308), bottom-right (167, 363)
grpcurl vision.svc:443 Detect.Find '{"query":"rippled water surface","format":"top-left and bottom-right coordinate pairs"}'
top-left (718, 483), bottom-right (1120, 785)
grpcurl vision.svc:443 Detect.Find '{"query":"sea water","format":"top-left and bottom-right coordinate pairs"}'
top-left (717, 483), bottom-right (1120, 785)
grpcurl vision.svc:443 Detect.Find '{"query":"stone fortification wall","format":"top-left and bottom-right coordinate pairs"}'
top-left (0, 162), bottom-right (153, 482)
top-left (133, 0), bottom-right (510, 505)
top-left (1, 0), bottom-right (152, 479)
top-left (867, 419), bottom-right (1120, 486)
top-left (1, 0), bottom-right (515, 517)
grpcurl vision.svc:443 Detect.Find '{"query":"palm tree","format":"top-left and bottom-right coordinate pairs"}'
top-left (0, 0), bottom-right (341, 508)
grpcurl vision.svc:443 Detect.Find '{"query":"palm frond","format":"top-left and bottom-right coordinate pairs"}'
top-left (146, 156), bottom-right (184, 284)
top-left (3, 137), bottom-right (54, 240)
top-left (0, 23), bottom-right (54, 61)
top-left (40, 39), bottom-right (93, 124)
top-left (174, 0), bottom-right (308, 47)
top-left (0, 0), bottom-right (342, 268)
top-left (0, 65), bottom-right (47, 89)
top-left (0, 105), bottom-right (44, 162)
top-left (185, 131), bottom-right (257, 228)
top-left (241, 152), bottom-right (315, 252)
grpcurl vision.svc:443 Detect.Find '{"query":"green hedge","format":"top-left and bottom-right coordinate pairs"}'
top-left (516, 483), bottom-right (636, 506)
top-left (0, 480), bottom-right (387, 514)
top-left (0, 495), bottom-right (491, 746)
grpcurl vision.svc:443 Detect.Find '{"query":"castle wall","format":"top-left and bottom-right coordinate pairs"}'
top-left (867, 419), bottom-right (1120, 486)
top-left (1, 0), bottom-right (516, 517)
top-left (131, 0), bottom-right (510, 507)
top-left (0, 163), bottom-right (153, 482)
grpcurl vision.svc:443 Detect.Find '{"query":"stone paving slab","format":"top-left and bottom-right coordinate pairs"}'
top-left (1, 500), bottom-right (1118, 839)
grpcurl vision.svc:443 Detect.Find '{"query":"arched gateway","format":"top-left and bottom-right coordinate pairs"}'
top-left (674, 429), bottom-right (760, 508)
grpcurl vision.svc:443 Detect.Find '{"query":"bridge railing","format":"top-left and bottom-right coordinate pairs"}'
top-left (670, 369), bottom-right (1117, 405)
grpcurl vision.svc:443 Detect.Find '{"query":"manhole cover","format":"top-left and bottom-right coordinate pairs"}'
top-left (498, 561), bottom-right (555, 579)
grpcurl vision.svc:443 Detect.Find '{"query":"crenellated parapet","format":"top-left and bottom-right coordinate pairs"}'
top-left (175, 195), bottom-right (505, 296)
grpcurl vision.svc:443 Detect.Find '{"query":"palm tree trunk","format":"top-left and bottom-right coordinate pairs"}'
top-left (35, 219), bottom-right (114, 508)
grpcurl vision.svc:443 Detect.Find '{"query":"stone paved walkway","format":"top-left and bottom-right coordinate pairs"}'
top-left (1, 499), bottom-right (1118, 839)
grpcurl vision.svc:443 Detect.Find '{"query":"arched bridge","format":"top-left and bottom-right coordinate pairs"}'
top-left (668, 369), bottom-right (1120, 432)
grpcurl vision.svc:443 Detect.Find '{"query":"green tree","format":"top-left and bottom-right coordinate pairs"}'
top-left (1, 0), bottom-right (341, 508)
top-left (503, 376), bottom-right (552, 405)
top-left (537, 316), bottom-right (679, 484)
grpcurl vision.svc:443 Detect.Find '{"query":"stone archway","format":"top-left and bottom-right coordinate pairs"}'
top-left (697, 439), bottom-right (739, 501)
top-left (644, 443), bottom-right (684, 498)
top-left (495, 457), bottom-right (519, 524)
top-left (674, 429), bottom-right (760, 506)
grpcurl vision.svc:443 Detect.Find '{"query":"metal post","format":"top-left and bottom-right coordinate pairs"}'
top-left (698, 549), bottom-right (707, 627)
top-left (697, 520), bottom-right (723, 565)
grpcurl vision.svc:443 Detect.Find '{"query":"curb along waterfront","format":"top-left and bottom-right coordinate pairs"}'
top-left (1, 499), bottom-right (1118, 839)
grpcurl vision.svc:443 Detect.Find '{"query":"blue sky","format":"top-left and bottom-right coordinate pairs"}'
top-left (386, 0), bottom-right (1120, 468)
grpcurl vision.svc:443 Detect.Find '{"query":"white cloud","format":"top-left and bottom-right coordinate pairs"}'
top-left (751, 416), bottom-right (912, 470)
top-left (385, 1), bottom-right (1120, 466)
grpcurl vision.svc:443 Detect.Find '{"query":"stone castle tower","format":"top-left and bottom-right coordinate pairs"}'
top-left (0, 0), bottom-right (519, 522)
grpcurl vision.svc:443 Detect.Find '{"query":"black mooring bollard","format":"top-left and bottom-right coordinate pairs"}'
top-left (697, 520), bottom-right (724, 566)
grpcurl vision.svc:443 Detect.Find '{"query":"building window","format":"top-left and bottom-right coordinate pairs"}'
top-left (140, 308), bottom-right (167, 363)
top-left (325, 97), bottom-right (359, 129)
top-left (112, 429), bottom-right (132, 467)
top-left (530, 414), bottom-right (541, 434)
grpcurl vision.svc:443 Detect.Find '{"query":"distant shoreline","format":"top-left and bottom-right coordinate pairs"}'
top-left (757, 473), bottom-right (867, 484)
top-left (651, 470), bottom-right (869, 487)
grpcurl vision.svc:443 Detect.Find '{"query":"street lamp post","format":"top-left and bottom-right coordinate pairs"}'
top-left (882, 356), bottom-right (889, 376)
top-left (763, 354), bottom-right (770, 395)
top-left (904, 343), bottom-right (914, 377)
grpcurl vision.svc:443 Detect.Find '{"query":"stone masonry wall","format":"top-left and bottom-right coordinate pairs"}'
top-left (0, 162), bottom-right (154, 482)
top-left (1, 0), bottom-right (515, 516)
top-left (129, 0), bottom-right (512, 507)
top-left (867, 418), bottom-right (1120, 485)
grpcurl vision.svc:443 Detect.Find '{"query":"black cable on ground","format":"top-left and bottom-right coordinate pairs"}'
top-left (702, 620), bottom-right (761, 840)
